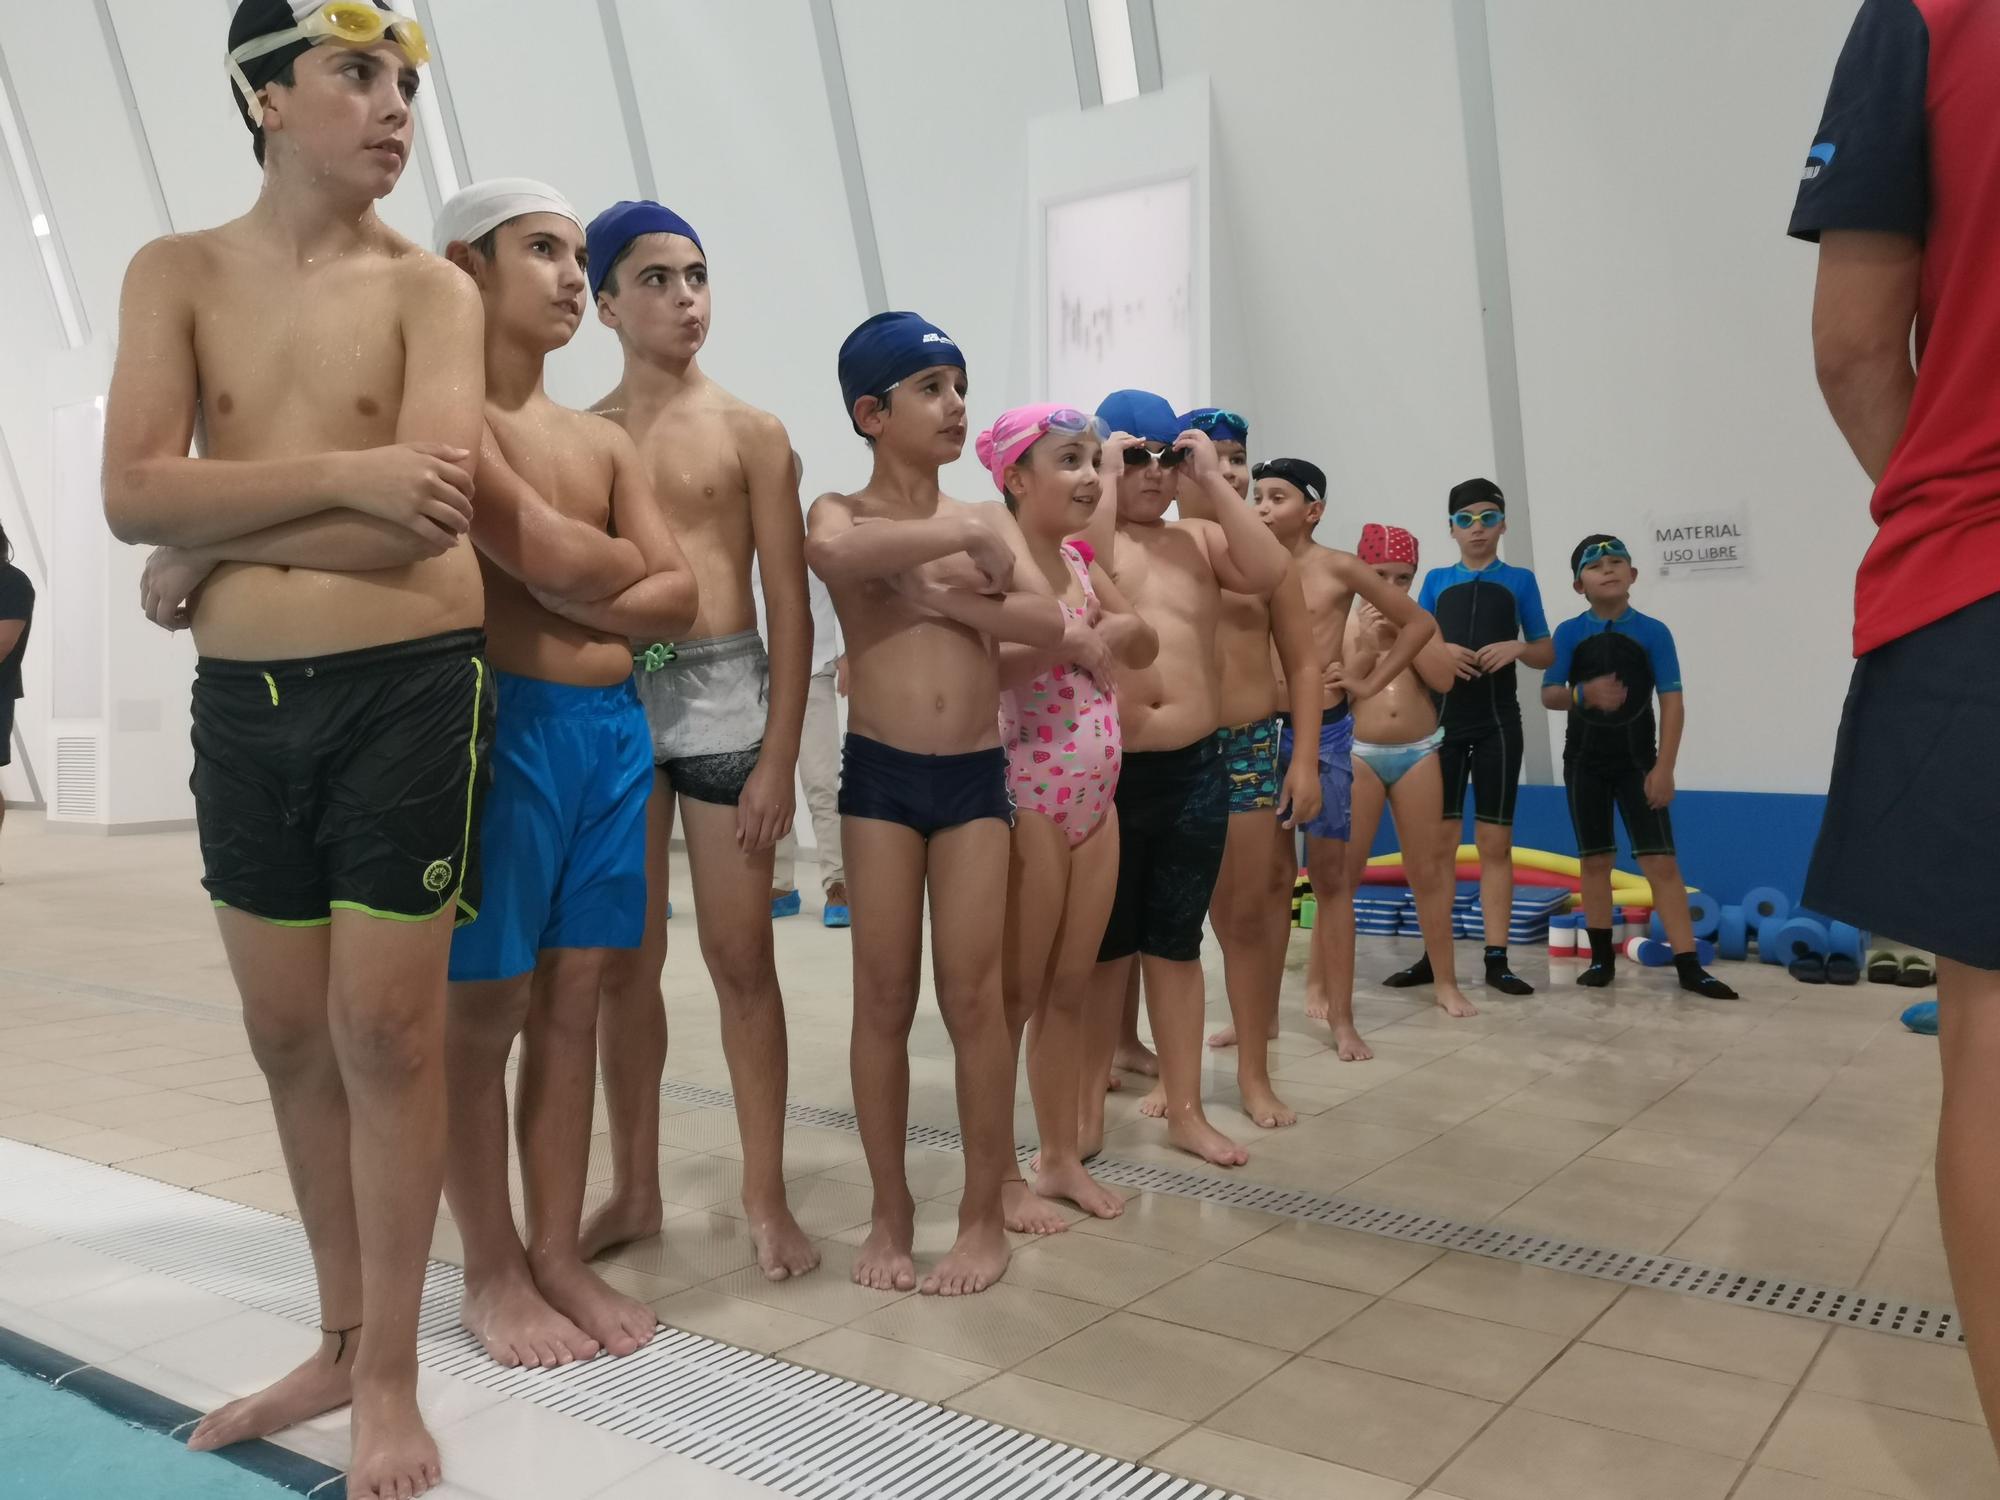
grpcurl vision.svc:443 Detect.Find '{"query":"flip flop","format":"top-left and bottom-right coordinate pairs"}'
top-left (1899, 954), bottom-right (1936, 988)
top-left (1901, 999), bottom-right (1938, 1036)
top-left (1825, 952), bottom-right (1861, 986)
top-left (1866, 949), bottom-right (1901, 984)
top-left (1788, 953), bottom-right (1827, 985)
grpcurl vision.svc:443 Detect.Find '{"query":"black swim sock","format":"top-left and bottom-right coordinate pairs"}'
top-left (1384, 954), bottom-right (1434, 988)
top-left (1484, 945), bottom-right (1535, 996)
top-left (1675, 951), bottom-right (1740, 1000)
top-left (1578, 927), bottom-right (1616, 988)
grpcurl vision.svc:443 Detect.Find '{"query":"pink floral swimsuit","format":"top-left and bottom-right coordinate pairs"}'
top-left (1000, 542), bottom-right (1122, 846)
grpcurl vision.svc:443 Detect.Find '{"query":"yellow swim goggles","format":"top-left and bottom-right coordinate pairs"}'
top-left (229, 4), bottom-right (431, 124)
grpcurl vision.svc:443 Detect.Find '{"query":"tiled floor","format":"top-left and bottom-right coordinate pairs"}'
top-left (0, 811), bottom-right (1987, 1500)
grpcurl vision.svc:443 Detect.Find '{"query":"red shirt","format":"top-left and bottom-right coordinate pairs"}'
top-left (1791, 0), bottom-right (2000, 656)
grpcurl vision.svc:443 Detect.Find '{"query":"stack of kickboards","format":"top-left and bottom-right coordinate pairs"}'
top-left (1354, 883), bottom-right (1570, 945)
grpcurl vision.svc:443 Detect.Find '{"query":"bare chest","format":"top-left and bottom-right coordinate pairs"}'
top-left (491, 411), bottom-right (611, 528)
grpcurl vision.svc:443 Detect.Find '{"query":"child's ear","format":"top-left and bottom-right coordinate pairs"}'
top-left (1572, 577), bottom-right (1586, 594)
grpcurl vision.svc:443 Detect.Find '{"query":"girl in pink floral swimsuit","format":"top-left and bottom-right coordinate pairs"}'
top-left (976, 403), bottom-right (1158, 1237)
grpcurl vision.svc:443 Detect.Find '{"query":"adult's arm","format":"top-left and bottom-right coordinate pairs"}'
top-left (1811, 231), bottom-right (1921, 483)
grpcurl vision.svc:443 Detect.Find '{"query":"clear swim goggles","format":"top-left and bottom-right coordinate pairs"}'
top-left (229, 3), bottom-right (431, 126)
top-left (1573, 538), bottom-right (1632, 574)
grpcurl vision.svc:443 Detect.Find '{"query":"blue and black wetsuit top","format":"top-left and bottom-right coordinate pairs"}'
top-left (1417, 559), bottom-right (1550, 734)
top-left (1548, 606), bottom-right (1683, 767)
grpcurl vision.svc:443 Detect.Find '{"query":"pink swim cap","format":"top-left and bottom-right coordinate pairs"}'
top-left (974, 404), bottom-right (1107, 494)
top-left (1358, 523), bottom-right (1418, 567)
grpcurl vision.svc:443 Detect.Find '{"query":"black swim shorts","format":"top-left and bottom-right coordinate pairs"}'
top-left (1563, 755), bottom-right (1674, 861)
top-left (191, 629), bottom-right (494, 925)
top-left (1098, 735), bottom-right (1228, 963)
top-left (837, 732), bottom-right (1012, 838)
top-left (1439, 718), bottom-right (1525, 828)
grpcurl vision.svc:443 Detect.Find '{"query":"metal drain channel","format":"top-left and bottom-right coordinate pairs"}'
top-left (0, 1141), bottom-right (1234, 1500)
top-left (668, 1079), bottom-right (1965, 1347)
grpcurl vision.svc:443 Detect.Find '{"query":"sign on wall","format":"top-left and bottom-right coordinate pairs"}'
top-left (1647, 503), bottom-right (1749, 577)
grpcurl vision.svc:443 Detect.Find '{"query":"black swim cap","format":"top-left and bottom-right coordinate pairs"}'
top-left (1448, 477), bottom-right (1505, 516)
top-left (227, 1), bottom-right (393, 141)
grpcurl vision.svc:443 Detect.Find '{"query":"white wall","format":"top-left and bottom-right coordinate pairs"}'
top-left (1486, 0), bottom-right (1873, 794)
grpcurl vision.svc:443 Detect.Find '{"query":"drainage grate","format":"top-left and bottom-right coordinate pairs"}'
top-left (665, 1078), bottom-right (1964, 1346)
top-left (0, 1142), bottom-right (1236, 1500)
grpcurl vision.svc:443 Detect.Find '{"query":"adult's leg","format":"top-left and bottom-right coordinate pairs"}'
top-left (445, 975), bottom-right (599, 1368)
top-left (1306, 835), bottom-right (1369, 1060)
top-left (1934, 959), bottom-right (2000, 1454)
top-left (923, 817), bottom-right (1018, 1294)
top-left (772, 826), bottom-right (799, 896)
top-left (678, 797), bottom-right (818, 1279)
top-left (1145, 952), bottom-right (1248, 1167)
top-left (189, 914), bottom-right (359, 1452)
top-left (581, 772), bottom-right (674, 1260)
top-left (799, 672), bottom-right (846, 897)
top-left (517, 947), bottom-right (656, 1357)
top-left (1002, 810), bottom-right (1073, 1235)
top-left (1391, 758), bottom-right (1475, 1017)
top-left (845, 816), bottom-right (928, 1292)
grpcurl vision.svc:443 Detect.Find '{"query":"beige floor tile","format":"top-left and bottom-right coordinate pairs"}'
top-left (657, 1151), bottom-right (747, 1210)
top-left (1128, 1261), bottom-right (1371, 1352)
top-left (1210, 1356), bottom-right (1497, 1485)
top-left (1279, 1117), bottom-right (1438, 1169)
top-left (1309, 1299), bottom-right (1564, 1402)
top-left (0, 1111), bottom-right (99, 1145)
top-left (712, 1124), bottom-right (868, 1178)
top-left (139, 1105), bottom-right (276, 1149)
top-left (1434, 1407), bottom-right (1742, 1500)
top-left (54, 1128), bottom-right (168, 1165)
top-left (599, 1209), bottom-right (759, 1282)
top-left (1343, 1160), bottom-right (1530, 1222)
top-left (1518, 1342), bottom-right (1790, 1459)
top-left (1668, 1213), bottom-right (1882, 1289)
top-left (651, 1286), bottom-right (832, 1353)
top-left (711, 1174), bottom-right (874, 1239)
top-left (656, 1107), bottom-right (747, 1153)
top-left (1626, 1084), bottom-right (1808, 1146)
top-left (48, 1089), bottom-right (216, 1131)
top-left (848, 1281), bottom-right (1106, 1366)
top-left (1583, 1286), bottom-right (1828, 1384)
top-left (949, 1372), bottom-right (1188, 1462)
top-left (818, 1145), bottom-right (967, 1200)
top-left (185, 1074), bottom-right (270, 1104)
top-left (1223, 1221), bottom-right (1442, 1295)
top-left (703, 1240), bottom-right (910, 1323)
top-left (204, 1170), bottom-right (298, 1217)
top-left (1388, 1251), bottom-right (1620, 1337)
top-left (1858, 1247), bottom-right (1956, 1305)
top-left (782, 1327), bottom-right (994, 1401)
top-left (201, 1131), bottom-right (290, 1170)
top-left (1490, 1181), bottom-right (1708, 1254)
top-left (1148, 1429), bottom-right (1415, 1500)
top-left (1072, 1189), bottom-right (1276, 1257)
top-left (1442, 1108), bottom-right (1615, 1156)
top-left (1586, 1127), bottom-right (1764, 1177)
top-left (1493, 1081), bottom-right (1651, 1129)
top-left (1804, 1326), bottom-right (1985, 1425)
top-left (6, 1075), bottom-right (163, 1112)
top-left (1732, 1466), bottom-right (1911, 1499)
top-left (1760, 1392), bottom-right (2000, 1499)
top-left (1393, 1134), bottom-right (1575, 1187)
top-left (119, 1147), bottom-right (249, 1189)
top-left (1003, 1230), bottom-right (1200, 1308)
top-left (592, 1261), bottom-right (688, 1306)
top-left (1015, 1310), bottom-right (1288, 1421)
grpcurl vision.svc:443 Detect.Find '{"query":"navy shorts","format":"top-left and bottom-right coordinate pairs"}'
top-left (1277, 708), bottom-right (1354, 842)
top-left (1806, 592), bottom-right (2000, 969)
top-left (838, 732), bottom-right (1011, 838)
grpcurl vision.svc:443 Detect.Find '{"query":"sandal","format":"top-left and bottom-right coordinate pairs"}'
top-left (1866, 949), bottom-right (1901, 984)
top-left (1825, 952), bottom-right (1860, 986)
top-left (1899, 953), bottom-right (1936, 988)
top-left (1788, 953), bottom-right (1827, 985)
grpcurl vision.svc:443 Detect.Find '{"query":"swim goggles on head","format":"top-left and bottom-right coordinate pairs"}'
top-left (1451, 508), bottom-right (1503, 530)
top-left (1186, 409), bottom-right (1249, 441)
top-left (1124, 442), bottom-right (1187, 470)
top-left (1040, 407), bottom-right (1110, 441)
top-left (1573, 539), bottom-right (1632, 574)
top-left (229, 4), bottom-right (431, 127)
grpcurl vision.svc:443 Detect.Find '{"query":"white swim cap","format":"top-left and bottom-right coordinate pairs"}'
top-left (434, 177), bottom-right (581, 255)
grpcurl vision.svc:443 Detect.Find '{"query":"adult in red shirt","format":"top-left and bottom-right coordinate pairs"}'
top-left (1793, 0), bottom-right (2000, 1446)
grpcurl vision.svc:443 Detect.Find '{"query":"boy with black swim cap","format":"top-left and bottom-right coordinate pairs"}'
top-left (1542, 535), bottom-right (1735, 999)
top-left (105, 4), bottom-right (481, 1494)
top-left (1408, 477), bottom-right (1553, 997)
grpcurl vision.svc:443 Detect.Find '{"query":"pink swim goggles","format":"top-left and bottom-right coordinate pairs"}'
top-left (974, 404), bottom-right (1108, 493)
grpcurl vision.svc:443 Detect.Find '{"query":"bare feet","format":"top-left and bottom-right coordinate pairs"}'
top-left (921, 1216), bottom-right (1010, 1296)
top-left (1332, 1023), bottom-right (1375, 1062)
top-left (186, 1334), bottom-right (353, 1452)
top-left (744, 1198), bottom-right (821, 1281)
top-left (578, 1190), bottom-right (663, 1263)
top-left (1137, 1085), bottom-right (1167, 1118)
top-left (1304, 989), bottom-right (1331, 1024)
top-left (852, 1213), bottom-right (918, 1292)
top-left (346, 1385), bottom-right (440, 1500)
top-left (1104, 1071), bottom-right (1123, 1092)
top-left (460, 1271), bottom-right (600, 1368)
top-left (1435, 984), bottom-right (1480, 1019)
top-left (1033, 1160), bottom-right (1124, 1219)
top-left (1167, 1113), bottom-right (1250, 1167)
top-left (530, 1255), bottom-right (657, 1358)
top-left (1002, 1176), bottom-right (1070, 1235)
top-left (1238, 1081), bottom-right (1298, 1130)
top-left (1113, 1040), bottom-right (1160, 1078)
top-left (1206, 1018), bottom-right (1280, 1049)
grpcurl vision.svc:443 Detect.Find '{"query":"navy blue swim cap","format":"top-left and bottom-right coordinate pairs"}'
top-left (837, 312), bottom-right (965, 436)
top-left (1096, 390), bottom-right (1181, 447)
top-left (586, 200), bottom-right (704, 301)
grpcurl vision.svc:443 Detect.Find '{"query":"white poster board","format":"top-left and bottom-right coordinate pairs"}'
top-left (1646, 503), bottom-right (1750, 577)
top-left (1045, 176), bottom-right (1195, 410)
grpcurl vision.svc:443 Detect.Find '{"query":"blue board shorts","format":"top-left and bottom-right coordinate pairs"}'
top-left (1278, 707), bottom-right (1354, 842)
top-left (448, 672), bottom-right (652, 983)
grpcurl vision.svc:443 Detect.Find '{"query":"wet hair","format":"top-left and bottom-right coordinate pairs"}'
top-left (246, 56), bottom-right (297, 166)
top-left (1570, 532), bottom-right (1625, 575)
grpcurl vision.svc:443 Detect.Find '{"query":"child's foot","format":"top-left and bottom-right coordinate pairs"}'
top-left (1483, 947), bottom-right (1535, 996)
top-left (1577, 960), bottom-right (1616, 989)
top-left (530, 1255), bottom-right (657, 1358)
top-left (1113, 1040), bottom-right (1160, 1078)
top-left (346, 1384), bottom-right (441, 1500)
top-left (579, 1190), bottom-right (663, 1262)
top-left (1434, 983), bottom-right (1480, 1019)
top-left (744, 1197), bottom-right (822, 1281)
top-left (1238, 1081), bottom-right (1298, 1130)
top-left (1002, 1176), bottom-right (1070, 1235)
top-left (1304, 988), bottom-right (1331, 1023)
top-left (921, 1217), bottom-right (1009, 1296)
top-left (851, 1213), bottom-right (917, 1292)
top-left (186, 1335), bottom-right (353, 1451)
top-left (1383, 954), bottom-right (1434, 988)
top-left (1167, 1113), bottom-right (1250, 1167)
top-left (460, 1270), bottom-right (601, 1367)
top-left (1137, 1084), bottom-right (1168, 1118)
top-left (1104, 1071), bottom-right (1123, 1092)
top-left (1332, 1023), bottom-right (1374, 1062)
top-left (1675, 953), bottom-right (1740, 1000)
top-left (1033, 1160), bottom-right (1124, 1220)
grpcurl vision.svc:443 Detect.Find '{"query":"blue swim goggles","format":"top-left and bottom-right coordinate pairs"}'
top-left (1573, 539), bottom-right (1632, 575)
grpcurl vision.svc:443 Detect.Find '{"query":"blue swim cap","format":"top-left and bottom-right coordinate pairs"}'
top-left (1181, 407), bottom-right (1249, 445)
top-left (837, 311), bottom-right (965, 436)
top-left (1097, 390), bottom-right (1182, 447)
top-left (586, 200), bottom-right (703, 301)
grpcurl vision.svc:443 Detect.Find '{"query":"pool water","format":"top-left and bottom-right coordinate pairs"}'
top-left (0, 1365), bottom-right (303, 1498)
